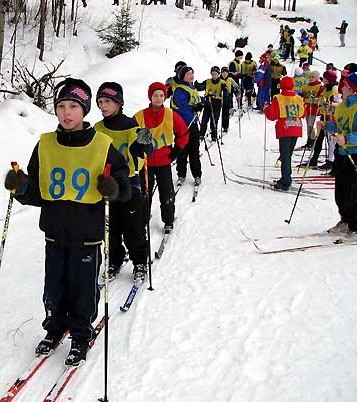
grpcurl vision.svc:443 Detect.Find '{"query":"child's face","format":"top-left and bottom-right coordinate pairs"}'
top-left (151, 90), bottom-right (165, 108)
top-left (183, 70), bottom-right (194, 83)
top-left (56, 100), bottom-right (84, 131)
top-left (211, 71), bottom-right (219, 80)
top-left (97, 97), bottom-right (120, 117)
top-left (221, 71), bottom-right (229, 79)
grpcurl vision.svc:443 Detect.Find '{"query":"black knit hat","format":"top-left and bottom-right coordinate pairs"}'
top-left (54, 78), bottom-right (92, 116)
top-left (178, 65), bottom-right (194, 81)
top-left (245, 52), bottom-right (252, 61)
top-left (174, 61), bottom-right (186, 73)
top-left (235, 50), bottom-right (243, 58)
top-left (211, 66), bottom-right (220, 74)
top-left (96, 82), bottom-right (124, 105)
top-left (221, 66), bottom-right (229, 73)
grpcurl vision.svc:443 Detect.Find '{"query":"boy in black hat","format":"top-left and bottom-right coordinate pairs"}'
top-left (196, 66), bottom-right (227, 141)
top-left (220, 66), bottom-right (240, 132)
top-left (4, 77), bottom-right (131, 367)
top-left (94, 82), bottom-right (151, 283)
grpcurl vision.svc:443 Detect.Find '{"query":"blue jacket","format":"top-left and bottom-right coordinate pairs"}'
top-left (172, 81), bottom-right (198, 126)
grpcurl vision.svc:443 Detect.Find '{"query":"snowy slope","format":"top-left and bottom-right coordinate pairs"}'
top-left (0, 0), bottom-right (357, 401)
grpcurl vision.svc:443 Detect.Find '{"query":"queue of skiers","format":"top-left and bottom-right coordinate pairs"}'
top-left (2, 34), bottom-right (356, 370)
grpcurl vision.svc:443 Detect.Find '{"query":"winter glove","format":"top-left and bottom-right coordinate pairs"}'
top-left (194, 102), bottom-right (204, 112)
top-left (130, 140), bottom-right (153, 159)
top-left (170, 145), bottom-right (181, 162)
top-left (4, 169), bottom-right (28, 195)
top-left (97, 174), bottom-right (119, 200)
top-left (136, 128), bottom-right (153, 145)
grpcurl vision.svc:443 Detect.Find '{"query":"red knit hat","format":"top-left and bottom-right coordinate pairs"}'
top-left (148, 82), bottom-right (167, 101)
top-left (280, 76), bottom-right (294, 90)
top-left (344, 72), bottom-right (357, 93)
top-left (323, 70), bottom-right (338, 84)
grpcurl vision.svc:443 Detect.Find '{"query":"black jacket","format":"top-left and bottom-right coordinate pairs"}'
top-left (15, 123), bottom-right (131, 247)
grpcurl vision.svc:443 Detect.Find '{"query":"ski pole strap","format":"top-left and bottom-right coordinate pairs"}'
top-left (9, 161), bottom-right (19, 194)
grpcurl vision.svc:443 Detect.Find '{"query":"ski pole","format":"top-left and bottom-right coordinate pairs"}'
top-left (99, 163), bottom-right (111, 402)
top-left (143, 160), bottom-right (154, 291)
top-left (0, 161), bottom-right (19, 272)
top-left (263, 116), bottom-right (267, 189)
top-left (285, 135), bottom-right (319, 224)
top-left (297, 105), bottom-right (317, 173)
top-left (208, 96), bottom-right (226, 184)
top-left (237, 95), bottom-right (242, 139)
top-left (196, 113), bottom-right (215, 166)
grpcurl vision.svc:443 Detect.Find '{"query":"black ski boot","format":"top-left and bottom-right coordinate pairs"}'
top-left (35, 332), bottom-right (63, 356)
top-left (65, 339), bottom-right (88, 367)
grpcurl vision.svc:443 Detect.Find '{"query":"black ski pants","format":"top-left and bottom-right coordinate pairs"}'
top-left (109, 194), bottom-right (148, 268)
top-left (42, 242), bottom-right (101, 343)
top-left (176, 122), bottom-right (202, 179)
top-left (334, 154), bottom-right (357, 231)
top-left (279, 136), bottom-right (298, 187)
top-left (148, 164), bottom-right (175, 226)
top-left (222, 96), bottom-right (233, 130)
top-left (200, 98), bottom-right (221, 140)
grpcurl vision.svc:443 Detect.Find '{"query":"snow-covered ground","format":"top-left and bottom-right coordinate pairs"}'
top-left (0, 0), bottom-right (357, 401)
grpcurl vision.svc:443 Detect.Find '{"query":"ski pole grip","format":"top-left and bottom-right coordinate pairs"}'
top-left (11, 161), bottom-right (19, 173)
top-left (104, 163), bottom-right (111, 178)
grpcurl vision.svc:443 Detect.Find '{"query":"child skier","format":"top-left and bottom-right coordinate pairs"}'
top-left (171, 65), bottom-right (203, 186)
top-left (94, 82), bottom-right (151, 282)
top-left (220, 66), bottom-right (240, 132)
top-left (4, 78), bottom-right (131, 366)
top-left (133, 82), bottom-right (188, 233)
top-left (264, 76), bottom-right (305, 190)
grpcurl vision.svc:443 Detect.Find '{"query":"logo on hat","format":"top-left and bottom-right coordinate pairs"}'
top-left (71, 87), bottom-right (90, 101)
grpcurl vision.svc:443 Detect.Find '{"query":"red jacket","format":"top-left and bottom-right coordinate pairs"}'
top-left (265, 90), bottom-right (305, 139)
top-left (134, 105), bottom-right (189, 167)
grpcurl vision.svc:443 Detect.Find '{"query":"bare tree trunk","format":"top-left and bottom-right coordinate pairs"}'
top-left (227, 0), bottom-right (239, 22)
top-left (0, 0), bottom-right (4, 72)
top-left (287, 0), bottom-right (291, 10)
top-left (209, 0), bottom-right (216, 17)
top-left (283, 0), bottom-right (286, 10)
top-left (37, 0), bottom-right (47, 61)
top-left (56, 0), bottom-right (64, 37)
top-left (269, 0), bottom-right (271, 8)
top-left (71, 0), bottom-right (75, 20)
top-left (292, 0), bottom-right (296, 11)
top-left (176, 0), bottom-right (184, 9)
top-left (257, 0), bottom-right (265, 7)
top-left (252, 0), bottom-right (254, 6)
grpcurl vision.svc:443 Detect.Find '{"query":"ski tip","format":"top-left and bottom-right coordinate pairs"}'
top-left (154, 252), bottom-right (160, 259)
top-left (120, 306), bottom-right (128, 312)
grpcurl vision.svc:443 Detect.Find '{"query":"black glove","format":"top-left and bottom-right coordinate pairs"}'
top-left (194, 102), bottom-right (204, 112)
top-left (4, 169), bottom-right (28, 195)
top-left (130, 140), bottom-right (153, 159)
top-left (136, 128), bottom-right (153, 145)
top-left (170, 146), bottom-right (181, 162)
top-left (97, 174), bottom-right (119, 200)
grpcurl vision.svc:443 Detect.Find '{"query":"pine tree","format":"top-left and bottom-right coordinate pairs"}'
top-left (98, 0), bottom-right (139, 59)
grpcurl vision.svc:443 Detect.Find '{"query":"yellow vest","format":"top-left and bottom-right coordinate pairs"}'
top-left (301, 83), bottom-right (321, 104)
top-left (271, 64), bottom-right (284, 79)
top-left (171, 84), bottom-right (201, 109)
top-left (275, 94), bottom-right (304, 119)
top-left (94, 121), bottom-right (144, 177)
top-left (241, 61), bottom-right (257, 77)
top-left (39, 131), bottom-right (112, 203)
top-left (229, 60), bottom-right (241, 74)
top-left (293, 76), bottom-right (307, 93)
top-left (205, 79), bottom-right (225, 99)
top-left (318, 88), bottom-right (338, 116)
top-left (335, 100), bottom-right (357, 148)
top-left (134, 108), bottom-right (174, 150)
